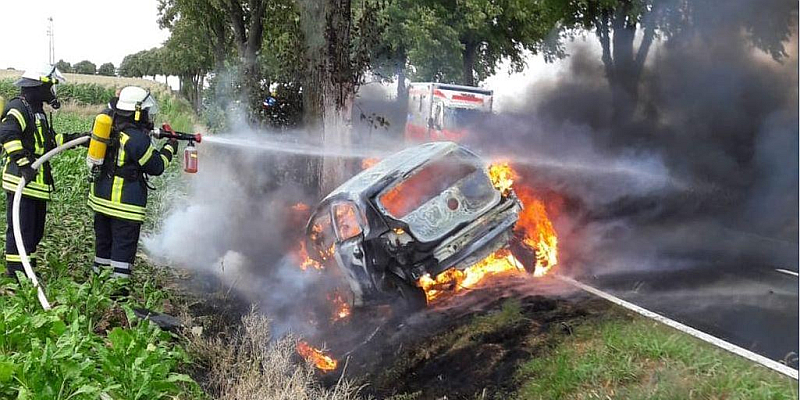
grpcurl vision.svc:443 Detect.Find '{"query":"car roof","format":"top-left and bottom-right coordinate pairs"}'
top-left (322, 141), bottom-right (462, 204)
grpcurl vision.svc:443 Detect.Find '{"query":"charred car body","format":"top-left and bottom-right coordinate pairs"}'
top-left (306, 142), bottom-right (522, 309)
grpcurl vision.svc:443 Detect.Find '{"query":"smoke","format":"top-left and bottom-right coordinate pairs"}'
top-left (143, 78), bottom-right (408, 338)
top-left (464, 0), bottom-right (798, 275)
top-left (143, 0), bottom-right (796, 339)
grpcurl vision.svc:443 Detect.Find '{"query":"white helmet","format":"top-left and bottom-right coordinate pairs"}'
top-left (15, 64), bottom-right (66, 87)
top-left (115, 86), bottom-right (159, 124)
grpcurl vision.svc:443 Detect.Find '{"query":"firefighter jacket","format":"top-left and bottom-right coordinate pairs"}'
top-left (88, 121), bottom-right (176, 222)
top-left (0, 97), bottom-right (77, 200)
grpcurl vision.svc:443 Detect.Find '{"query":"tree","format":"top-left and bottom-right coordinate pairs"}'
top-left (559, 0), bottom-right (797, 124)
top-left (297, 0), bottom-right (384, 191)
top-left (73, 60), bottom-right (97, 75)
top-left (158, 0), bottom-right (231, 75)
top-left (119, 52), bottom-right (144, 78)
top-left (162, 17), bottom-right (214, 111)
top-left (372, 0), bottom-right (566, 94)
top-left (159, 0), bottom-right (286, 122)
top-left (97, 62), bottom-right (116, 76)
top-left (55, 59), bottom-right (72, 73)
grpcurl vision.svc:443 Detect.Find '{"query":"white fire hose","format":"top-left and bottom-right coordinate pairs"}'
top-left (12, 136), bottom-right (90, 310)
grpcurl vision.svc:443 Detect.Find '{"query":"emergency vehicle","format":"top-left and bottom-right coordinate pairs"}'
top-left (404, 82), bottom-right (494, 142)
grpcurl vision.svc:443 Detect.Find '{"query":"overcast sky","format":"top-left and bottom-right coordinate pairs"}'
top-left (0, 0), bottom-right (168, 70)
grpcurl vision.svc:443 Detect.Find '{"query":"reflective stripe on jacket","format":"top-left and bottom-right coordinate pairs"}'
top-left (88, 122), bottom-right (175, 222)
top-left (0, 98), bottom-right (59, 200)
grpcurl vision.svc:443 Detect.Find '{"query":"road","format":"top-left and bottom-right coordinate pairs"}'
top-left (579, 263), bottom-right (799, 369)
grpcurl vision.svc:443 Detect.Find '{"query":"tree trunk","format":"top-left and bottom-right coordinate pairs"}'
top-left (298, 0), bottom-right (326, 192)
top-left (596, 1), bottom-right (659, 127)
top-left (396, 50), bottom-right (407, 102)
top-left (462, 42), bottom-right (477, 86)
top-left (320, 0), bottom-right (355, 193)
top-left (223, 0), bottom-right (269, 122)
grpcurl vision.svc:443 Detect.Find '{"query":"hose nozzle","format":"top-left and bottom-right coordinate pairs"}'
top-left (156, 124), bottom-right (202, 143)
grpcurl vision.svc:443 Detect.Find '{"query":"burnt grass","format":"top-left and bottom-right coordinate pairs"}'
top-left (171, 268), bottom-right (617, 399)
top-left (317, 275), bottom-right (616, 400)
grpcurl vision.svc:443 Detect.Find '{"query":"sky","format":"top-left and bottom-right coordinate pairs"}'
top-left (0, 0), bottom-right (169, 70)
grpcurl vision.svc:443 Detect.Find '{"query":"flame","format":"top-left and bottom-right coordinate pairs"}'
top-left (296, 341), bottom-right (338, 372)
top-left (515, 188), bottom-right (558, 277)
top-left (361, 158), bottom-right (380, 169)
top-left (329, 291), bottom-right (351, 322)
top-left (418, 249), bottom-right (525, 302)
top-left (292, 202), bottom-right (310, 212)
top-left (297, 241), bottom-right (325, 271)
top-left (416, 162), bottom-right (559, 302)
top-left (488, 162), bottom-right (515, 195)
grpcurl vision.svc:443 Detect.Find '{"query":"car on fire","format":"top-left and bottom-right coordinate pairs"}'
top-left (305, 142), bottom-right (524, 310)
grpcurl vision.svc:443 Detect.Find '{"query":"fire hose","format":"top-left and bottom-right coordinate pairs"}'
top-left (12, 135), bottom-right (90, 310)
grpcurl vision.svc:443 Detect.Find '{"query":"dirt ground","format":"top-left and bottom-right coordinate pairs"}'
top-left (309, 275), bottom-right (615, 400)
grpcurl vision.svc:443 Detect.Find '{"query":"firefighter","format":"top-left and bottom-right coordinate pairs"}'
top-left (89, 86), bottom-right (178, 287)
top-left (0, 64), bottom-right (85, 278)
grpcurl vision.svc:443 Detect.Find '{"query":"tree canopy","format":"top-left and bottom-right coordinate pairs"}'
top-left (97, 62), bottom-right (116, 76)
top-left (73, 60), bottom-right (97, 75)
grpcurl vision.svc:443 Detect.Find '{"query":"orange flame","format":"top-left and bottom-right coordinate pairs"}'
top-left (416, 162), bottom-right (559, 302)
top-left (515, 189), bottom-right (558, 277)
top-left (418, 249), bottom-right (525, 302)
top-left (488, 162), bottom-right (515, 195)
top-left (296, 341), bottom-right (338, 372)
top-left (297, 241), bottom-right (325, 271)
top-left (361, 158), bottom-right (380, 169)
top-left (329, 291), bottom-right (351, 322)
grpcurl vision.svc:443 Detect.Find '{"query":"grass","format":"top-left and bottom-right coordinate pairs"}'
top-left (0, 110), bottom-right (208, 399)
top-left (0, 97), bottom-right (359, 399)
top-left (374, 297), bottom-right (797, 400)
top-left (187, 309), bottom-right (364, 400)
top-left (514, 313), bottom-right (799, 400)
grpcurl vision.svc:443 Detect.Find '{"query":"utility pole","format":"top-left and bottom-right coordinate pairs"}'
top-left (47, 17), bottom-right (54, 65)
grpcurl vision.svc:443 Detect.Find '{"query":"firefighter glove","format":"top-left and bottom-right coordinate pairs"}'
top-left (18, 165), bottom-right (37, 183)
top-left (10, 150), bottom-right (33, 168)
top-left (163, 139), bottom-right (179, 154)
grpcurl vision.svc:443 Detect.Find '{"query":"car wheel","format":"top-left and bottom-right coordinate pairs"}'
top-left (388, 274), bottom-right (428, 313)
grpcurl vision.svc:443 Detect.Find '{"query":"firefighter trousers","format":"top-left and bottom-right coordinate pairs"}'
top-left (4, 192), bottom-right (46, 278)
top-left (93, 213), bottom-right (141, 279)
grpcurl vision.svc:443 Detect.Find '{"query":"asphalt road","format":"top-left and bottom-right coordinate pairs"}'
top-left (579, 263), bottom-right (799, 369)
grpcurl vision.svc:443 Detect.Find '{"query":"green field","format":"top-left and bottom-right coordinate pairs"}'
top-left (0, 83), bottom-right (205, 399)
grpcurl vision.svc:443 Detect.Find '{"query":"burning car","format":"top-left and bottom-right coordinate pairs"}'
top-left (305, 142), bottom-right (527, 310)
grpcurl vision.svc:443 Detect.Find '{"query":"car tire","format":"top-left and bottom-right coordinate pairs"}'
top-left (388, 274), bottom-right (428, 313)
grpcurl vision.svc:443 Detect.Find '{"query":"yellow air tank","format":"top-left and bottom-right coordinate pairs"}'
top-left (87, 114), bottom-right (113, 166)
top-left (0, 96), bottom-right (5, 115)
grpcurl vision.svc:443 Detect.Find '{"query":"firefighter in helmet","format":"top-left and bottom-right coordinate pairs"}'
top-left (0, 64), bottom-right (85, 278)
top-left (89, 86), bottom-right (178, 285)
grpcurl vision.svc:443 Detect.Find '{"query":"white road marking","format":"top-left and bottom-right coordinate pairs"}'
top-left (775, 269), bottom-right (799, 278)
top-left (557, 275), bottom-right (799, 380)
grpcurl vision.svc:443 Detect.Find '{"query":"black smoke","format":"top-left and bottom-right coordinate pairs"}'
top-left (465, 0), bottom-right (798, 274)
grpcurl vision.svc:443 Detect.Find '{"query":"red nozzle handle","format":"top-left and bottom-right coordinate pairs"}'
top-left (159, 123), bottom-right (202, 143)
